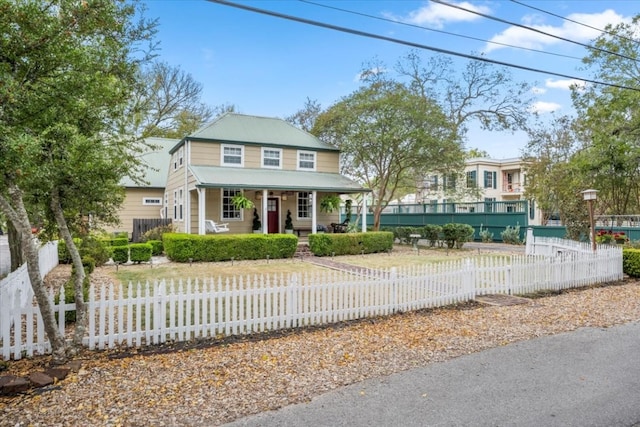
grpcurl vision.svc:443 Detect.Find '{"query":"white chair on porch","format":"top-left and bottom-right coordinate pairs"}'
top-left (205, 220), bottom-right (229, 233)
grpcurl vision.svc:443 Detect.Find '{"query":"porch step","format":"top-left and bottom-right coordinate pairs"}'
top-left (295, 243), bottom-right (314, 258)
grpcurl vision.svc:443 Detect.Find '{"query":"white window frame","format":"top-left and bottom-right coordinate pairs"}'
top-left (178, 188), bottom-right (184, 221)
top-left (173, 190), bottom-right (178, 220)
top-left (163, 192), bottom-right (168, 219)
top-left (221, 188), bottom-right (243, 220)
top-left (221, 144), bottom-right (244, 167)
top-left (143, 197), bottom-right (162, 206)
top-left (262, 147), bottom-right (282, 169)
top-left (297, 150), bottom-right (316, 171)
top-left (178, 146), bottom-right (184, 168)
top-left (297, 191), bottom-right (312, 219)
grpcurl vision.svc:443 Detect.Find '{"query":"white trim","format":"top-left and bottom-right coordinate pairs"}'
top-left (221, 144), bottom-right (244, 167)
top-left (221, 188), bottom-right (243, 221)
top-left (142, 197), bottom-right (162, 206)
top-left (261, 147), bottom-right (283, 169)
top-left (297, 150), bottom-right (316, 171)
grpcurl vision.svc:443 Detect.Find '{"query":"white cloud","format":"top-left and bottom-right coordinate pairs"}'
top-left (531, 101), bottom-right (562, 114)
top-left (484, 9), bottom-right (630, 53)
top-left (545, 78), bottom-right (586, 91)
top-left (388, 1), bottom-right (492, 29)
top-left (531, 86), bottom-right (547, 95)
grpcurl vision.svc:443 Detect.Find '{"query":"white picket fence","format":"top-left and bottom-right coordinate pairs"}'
top-left (1, 241), bottom-right (623, 361)
top-left (0, 241), bottom-right (59, 334)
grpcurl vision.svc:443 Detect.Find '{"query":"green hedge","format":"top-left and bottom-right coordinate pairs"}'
top-left (112, 246), bottom-right (129, 264)
top-left (147, 239), bottom-right (163, 256)
top-left (623, 248), bottom-right (640, 277)
top-left (442, 223), bottom-right (474, 249)
top-left (163, 233), bottom-right (298, 262)
top-left (130, 243), bottom-right (152, 263)
top-left (308, 231), bottom-right (393, 256)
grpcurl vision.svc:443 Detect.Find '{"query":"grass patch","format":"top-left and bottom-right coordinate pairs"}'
top-left (104, 259), bottom-right (329, 284)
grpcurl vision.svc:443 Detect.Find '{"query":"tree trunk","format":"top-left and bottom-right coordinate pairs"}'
top-left (51, 187), bottom-right (87, 348)
top-left (7, 220), bottom-right (22, 272)
top-left (0, 187), bottom-right (67, 364)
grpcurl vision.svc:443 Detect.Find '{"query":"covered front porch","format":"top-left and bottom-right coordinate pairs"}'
top-left (185, 166), bottom-right (369, 236)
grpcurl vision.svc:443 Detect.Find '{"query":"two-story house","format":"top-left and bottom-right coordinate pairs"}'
top-left (162, 113), bottom-right (369, 235)
top-left (417, 157), bottom-right (543, 225)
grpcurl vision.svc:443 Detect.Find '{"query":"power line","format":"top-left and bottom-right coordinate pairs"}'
top-left (430, 0), bottom-right (639, 64)
top-left (299, 0), bottom-right (583, 61)
top-left (510, 0), bottom-right (640, 48)
top-left (206, 0), bottom-right (640, 93)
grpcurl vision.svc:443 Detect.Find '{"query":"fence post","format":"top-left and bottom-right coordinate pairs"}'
top-left (390, 267), bottom-right (397, 313)
top-left (525, 227), bottom-right (534, 256)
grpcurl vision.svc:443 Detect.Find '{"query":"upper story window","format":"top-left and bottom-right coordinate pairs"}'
top-left (297, 150), bottom-right (316, 171)
top-left (484, 171), bottom-right (497, 189)
top-left (262, 148), bottom-right (282, 169)
top-left (173, 146), bottom-right (184, 170)
top-left (221, 144), bottom-right (244, 167)
top-left (466, 170), bottom-right (477, 188)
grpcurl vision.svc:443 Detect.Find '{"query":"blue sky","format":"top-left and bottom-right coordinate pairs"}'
top-left (142, 0), bottom-right (638, 158)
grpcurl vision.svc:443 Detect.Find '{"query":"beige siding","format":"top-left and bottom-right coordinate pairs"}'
top-left (190, 141), bottom-right (220, 165)
top-left (105, 188), bottom-right (164, 237)
top-left (316, 151), bottom-right (339, 173)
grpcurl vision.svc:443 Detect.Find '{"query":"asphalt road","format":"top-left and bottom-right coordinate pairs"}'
top-left (226, 321), bottom-right (640, 427)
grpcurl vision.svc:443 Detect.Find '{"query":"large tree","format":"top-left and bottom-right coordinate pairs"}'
top-left (120, 61), bottom-right (217, 139)
top-left (312, 76), bottom-right (463, 230)
top-left (396, 52), bottom-right (534, 140)
top-left (0, 0), bottom-right (155, 363)
top-left (522, 115), bottom-right (589, 238)
top-left (571, 15), bottom-right (640, 217)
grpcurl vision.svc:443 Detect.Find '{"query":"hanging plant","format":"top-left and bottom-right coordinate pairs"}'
top-left (319, 194), bottom-right (341, 213)
top-left (231, 193), bottom-right (254, 210)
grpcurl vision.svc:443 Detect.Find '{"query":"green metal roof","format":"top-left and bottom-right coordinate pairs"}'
top-left (120, 137), bottom-right (178, 188)
top-left (189, 165), bottom-right (369, 193)
top-left (170, 113), bottom-right (338, 154)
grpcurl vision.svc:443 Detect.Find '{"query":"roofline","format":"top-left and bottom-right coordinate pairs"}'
top-left (195, 183), bottom-right (371, 193)
top-left (172, 136), bottom-right (339, 154)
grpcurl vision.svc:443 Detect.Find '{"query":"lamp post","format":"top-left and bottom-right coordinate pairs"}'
top-left (582, 189), bottom-right (598, 251)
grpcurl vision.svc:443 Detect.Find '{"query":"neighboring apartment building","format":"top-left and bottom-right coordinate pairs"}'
top-left (416, 157), bottom-right (543, 225)
top-left (110, 113), bottom-right (369, 237)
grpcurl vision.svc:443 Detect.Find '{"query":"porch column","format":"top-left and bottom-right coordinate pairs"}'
top-left (198, 188), bottom-right (206, 235)
top-left (311, 190), bottom-right (317, 234)
top-left (262, 189), bottom-right (268, 234)
top-left (361, 194), bottom-right (367, 232)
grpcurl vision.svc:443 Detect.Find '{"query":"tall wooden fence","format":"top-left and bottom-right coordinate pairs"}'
top-left (1, 243), bottom-right (622, 360)
top-left (132, 218), bottom-right (172, 242)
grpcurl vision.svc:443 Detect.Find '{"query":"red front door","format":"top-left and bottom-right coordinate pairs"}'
top-left (267, 198), bottom-right (279, 233)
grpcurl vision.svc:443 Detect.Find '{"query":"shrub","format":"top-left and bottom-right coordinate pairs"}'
top-left (501, 225), bottom-right (522, 245)
top-left (112, 246), bottom-right (129, 264)
top-left (129, 243), bottom-right (152, 263)
top-left (142, 224), bottom-right (176, 242)
top-left (79, 236), bottom-right (111, 267)
top-left (54, 272), bottom-right (90, 323)
top-left (422, 224), bottom-right (442, 247)
top-left (623, 249), bottom-right (640, 277)
top-left (57, 238), bottom-right (83, 264)
top-left (309, 231), bottom-right (393, 256)
top-left (163, 233), bottom-right (298, 262)
top-left (479, 225), bottom-right (494, 243)
top-left (442, 223), bottom-right (474, 249)
top-left (147, 239), bottom-right (164, 256)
